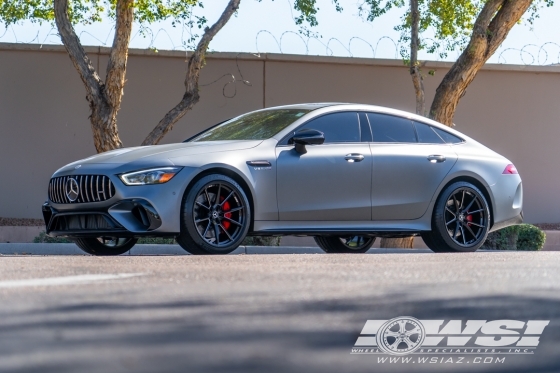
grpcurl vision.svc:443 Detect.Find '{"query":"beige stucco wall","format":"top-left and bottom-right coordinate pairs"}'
top-left (1, 43), bottom-right (559, 222)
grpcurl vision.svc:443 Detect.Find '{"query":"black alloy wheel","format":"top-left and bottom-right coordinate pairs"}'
top-left (314, 235), bottom-right (376, 253)
top-left (422, 181), bottom-right (490, 253)
top-left (177, 174), bottom-right (250, 255)
top-left (73, 237), bottom-right (138, 256)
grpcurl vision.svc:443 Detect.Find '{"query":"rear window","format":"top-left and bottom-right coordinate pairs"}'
top-left (432, 127), bottom-right (464, 144)
top-left (414, 122), bottom-right (446, 144)
top-left (367, 113), bottom-right (417, 143)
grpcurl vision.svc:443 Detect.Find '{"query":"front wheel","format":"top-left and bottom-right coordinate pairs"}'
top-left (314, 236), bottom-right (375, 253)
top-left (73, 237), bottom-right (137, 256)
top-left (176, 174), bottom-right (251, 255)
top-left (422, 181), bottom-right (490, 253)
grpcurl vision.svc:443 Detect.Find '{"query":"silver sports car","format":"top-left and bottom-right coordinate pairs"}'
top-left (43, 103), bottom-right (523, 255)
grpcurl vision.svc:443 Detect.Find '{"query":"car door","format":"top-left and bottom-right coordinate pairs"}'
top-left (367, 113), bottom-right (458, 220)
top-left (276, 111), bottom-right (372, 221)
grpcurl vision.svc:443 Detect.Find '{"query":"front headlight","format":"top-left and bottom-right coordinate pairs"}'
top-left (119, 167), bottom-right (182, 186)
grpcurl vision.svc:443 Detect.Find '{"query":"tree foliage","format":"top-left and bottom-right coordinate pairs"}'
top-left (0, 0), bottom-right (200, 26)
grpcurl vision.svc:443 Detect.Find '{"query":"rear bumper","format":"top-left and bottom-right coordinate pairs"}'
top-left (488, 211), bottom-right (523, 233)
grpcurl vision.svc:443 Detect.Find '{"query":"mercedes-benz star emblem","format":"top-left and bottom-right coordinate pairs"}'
top-left (65, 178), bottom-right (80, 202)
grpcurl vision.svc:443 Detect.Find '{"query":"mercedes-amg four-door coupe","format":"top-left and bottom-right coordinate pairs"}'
top-left (43, 103), bottom-right (523, 255)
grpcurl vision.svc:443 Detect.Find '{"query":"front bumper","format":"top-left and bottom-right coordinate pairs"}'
top-left (43, 199), bottom-right (176, 238)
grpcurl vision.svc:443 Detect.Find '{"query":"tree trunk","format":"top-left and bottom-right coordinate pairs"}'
top-left (380, 0), bottom-right (422, 250)
top-left (142, 0), bottom-right (241, 146)
top-left (380, 237), bottom-right (415, 249)
top-left (54, 0), bottom-right (133, 153)
top-left (409, 0), bottom-right (424, 116)
top-left (429, 0), bottom-right (534, 126)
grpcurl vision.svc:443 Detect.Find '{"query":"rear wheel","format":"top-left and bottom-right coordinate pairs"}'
top-left (176, 174), bottom-right (250, 255)
top-left (314, 236), bottom-right (375, 253)
top-left (422, 181), bottom-right (490, 253)
top-left (73, 237), bottom-right (137, 256)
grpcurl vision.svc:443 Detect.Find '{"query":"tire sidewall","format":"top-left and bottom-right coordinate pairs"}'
top-left (181, 174), bottom-right (251, 254)
top-left (433, 182), bottom-right (490, 252)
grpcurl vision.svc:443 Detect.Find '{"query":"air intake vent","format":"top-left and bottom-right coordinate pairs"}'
top-left (48, 175), bottom-right (115, 204)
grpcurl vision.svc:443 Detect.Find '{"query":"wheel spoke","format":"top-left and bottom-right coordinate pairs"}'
top-left (216, 183), bottom-right (222, 205)
top-left (224, 216), bottom-right (242, 227)
top-left (469, 222), bottom-right (485, 228)
top-left (460, 190), bottom-right (466, 210)
top-left (446, 217), bottom-right (457, 225)
top-left (386, 331), bottom-right (400, 337)
top-left (460, 225), bottom-right (466, 245)
top-left (405, 327), bottom-right (420, 336)
top-left (219, 223), bottom-right (233, 241)
top-left (445, 207), bottom-right (456, 216)
top-left (452, 195), bottom-right (459, 211)
top-left (228, 206), bottom-right (244, 213)
top-left (453, 222), bottom-right (460, 240)
top-left (196, 201), bottom-right (210, 209)
top-left (213, 223), bottom-right (220, 245)
top-left (398, 320), bottom-right (406, 333)
top-left (467, 208), bottom-right (484, 214)
top-left (195, 217), bottom-right (209, 224)
top-left (463, 196), bottom-right (477, 213)
top-left (202, 221), bottom-right (211, 238)
top-left (402, 337), bottom-right (413, 348)
top-left (220, 191), bottom-right (235, 206)
top-left (463, 222), bottom-right (478, 240)
top-left (204, 187), bottom-right (212, 206)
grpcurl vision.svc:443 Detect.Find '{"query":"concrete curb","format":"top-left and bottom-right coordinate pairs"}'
top-left (0, 243), bottom-right (435, 256)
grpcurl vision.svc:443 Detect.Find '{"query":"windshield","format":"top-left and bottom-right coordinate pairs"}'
top-left (191, 109), bottom-right (310, 142)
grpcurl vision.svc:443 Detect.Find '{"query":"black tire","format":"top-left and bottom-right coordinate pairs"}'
top-left (423, 181), bottom-right (490, 253)
top-left (314, 236), bottom-right (375, 253)
top-left (176, 174), bottom-right (251, 255)
top-left (73, 237), bottom-right (137, 256)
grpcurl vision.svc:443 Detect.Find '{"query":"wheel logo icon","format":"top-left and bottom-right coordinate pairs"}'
top-left (376, 317), bottom-right (426, 355)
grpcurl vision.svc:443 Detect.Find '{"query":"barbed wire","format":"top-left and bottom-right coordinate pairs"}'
top-left (3, 23), bottom-right (560, 66)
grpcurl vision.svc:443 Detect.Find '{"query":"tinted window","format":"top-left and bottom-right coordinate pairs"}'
top-left (414, 121), bottom-right (445, 144)
top-left (358, 113), bottom-right (372, 142)
top-left (432, 127), bottom-right (463, 144)
top-left (301, 112), bottom-right (360, 143)
top-left (368, 113), bottom-right (417, 143)
top-left (191, 109), bottom-right (310, 141)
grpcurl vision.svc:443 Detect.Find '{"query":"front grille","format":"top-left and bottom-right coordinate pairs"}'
top-left (49, 213), bottom-right (122, 232)
top-left (49, 175), bottom-right (115, 204)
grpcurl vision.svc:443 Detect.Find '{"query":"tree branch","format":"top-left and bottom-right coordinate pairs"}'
top-left (142, 0), bottom-right (241, 146)
top-left (429, 0), bottom-right (533, 126)
top-left (53, 0), bottom-right (102, 103)
top-left (105, 0), bottom-right (134, 109)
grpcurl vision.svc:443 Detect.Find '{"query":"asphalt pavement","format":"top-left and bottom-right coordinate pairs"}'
top-left (0, 250), bottom-right (559, 373)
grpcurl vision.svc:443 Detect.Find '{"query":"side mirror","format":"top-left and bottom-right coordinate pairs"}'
top-left (289, 129), bottom-right (325, 154)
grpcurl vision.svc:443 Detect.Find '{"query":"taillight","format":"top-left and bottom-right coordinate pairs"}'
top-left (503, 164), bottom-right (518, 174)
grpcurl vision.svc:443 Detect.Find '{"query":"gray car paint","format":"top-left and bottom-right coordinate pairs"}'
top-left (47, 103), bottom-right (523, 237)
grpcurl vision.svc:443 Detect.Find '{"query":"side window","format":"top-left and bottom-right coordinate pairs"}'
top-left (300, 112), bottom-right (360, 143)
top-left (432, 127), bottom-right (464, 144)
top-left (358, 112), bottom-right (373, 142)
top-left (367, 113), bottom-right (417, 143)
top-left (414, 121), bottom-right (445, 144)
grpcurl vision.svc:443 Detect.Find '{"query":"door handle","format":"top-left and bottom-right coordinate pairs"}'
top-left (345, 154), bottom-right (365, 162)
top-left (428, 155), bottom-right (446, 163)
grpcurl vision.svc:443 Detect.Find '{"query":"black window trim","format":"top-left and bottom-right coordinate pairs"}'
top-left (276, 111), bottom-right (366, 146)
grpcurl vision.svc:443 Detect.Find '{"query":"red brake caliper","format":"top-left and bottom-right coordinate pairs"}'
top-left (221, 197), bottom-right (232, 230)
top-left (466, 214), bottom-right (473, 226)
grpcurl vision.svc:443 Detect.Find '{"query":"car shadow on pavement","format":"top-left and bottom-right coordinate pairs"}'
top-left (0, 289), bottom-right (559, 373)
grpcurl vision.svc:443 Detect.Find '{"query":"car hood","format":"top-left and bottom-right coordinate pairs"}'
top-left (57, 140), bottom-right (262, 173)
